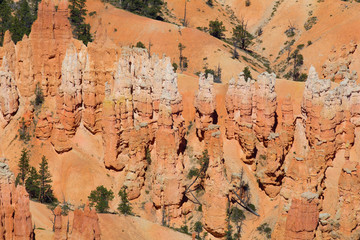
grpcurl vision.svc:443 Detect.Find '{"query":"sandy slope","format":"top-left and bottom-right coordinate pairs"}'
top-left (163, 0), bottom-right (360, 78)
top-left (252, 0), bottom-right (360, 74)
top-left (85, 0), bottom-right (267, 83)
top-left (30, 200), bottom-right (192, 240)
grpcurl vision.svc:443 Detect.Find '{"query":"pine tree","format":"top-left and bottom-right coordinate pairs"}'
top-left (0, 0), bottom-right (13, 45)
top-left (10, 0), bottom-right (35, 43)
top-left (25, 166), bottom-right (40, 199)
top-left (232, 18), bottom-right (253, 51)
top-left (38, 156), bottom-right (55, 203)
top-left (230, 207), bottom-right (245, 240)
top-left (209, 19), bottom-right (226, 39)
top-left (28, 0), bottom-right (41, 19)
top-left (243, 66), bottom-right (252, 81)
top-left (17, 148), bottom-right (30, 185)
top-left (88, 185), bottom-right (114, 213)
top-left (118, 186), bottom-right (132, 215)
top-left (194, 221), bottom-right (203, 239)
top-left (68, 0), bottom-right (92, 45)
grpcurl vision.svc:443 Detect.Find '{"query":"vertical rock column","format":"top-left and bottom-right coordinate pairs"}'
top-left (151, 58), bottom-right (186, 223)
top-left (0, 56), bottom-right (19, 128)
top-left (57, 44), bottom-right (83, 137)
top-left (195, 73), bottom-right (228, 238)
top-left (225, 73), bottom-right (256, 160)
top-left (0, 161), bottom-right (33, 239)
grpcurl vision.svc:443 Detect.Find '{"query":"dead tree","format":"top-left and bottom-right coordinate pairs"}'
top-left (178, 43), bottom-right (186, 71)
top-left (231, 168), bottom-right (260, 217)
top-left (148, 40), bottom-right (153, 59)
top-left (182, 0), bottom-right (189, 27)
top-left (184, 150), bottom-right (210, 206)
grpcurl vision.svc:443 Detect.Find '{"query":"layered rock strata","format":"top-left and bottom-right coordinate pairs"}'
top-left (0, 56), bottom-right (19, 128)
top-left (225, 72), bottom-right (295, 197)
top-left (0, 160), bottom-right (33, 239)
top-left (195, 73), bottom-right (228, 237)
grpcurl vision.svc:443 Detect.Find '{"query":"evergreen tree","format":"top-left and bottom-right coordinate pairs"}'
top-left (243, 66), bottom-right (252, 81)
top-left (0, 0), bottom-right (13, 45)
top-left (28, 0), bottom-right (40, 19)
top-left (232, 18), bottom-right (253, 51)
top-left (25, 166), bottom-right (40, 199)
top-left (34, 82), bottom-right (44, 107)
top-left (118, 186), bottom-right (132, 215)
top-left (209, 19), bottom-right (226, 39)
top-left (230, 207), bottom-right (245, 239)
top-left (17, 148), bottom-right (30, 185)
top-left (194, 221), bottom-right (203, 239)
top-left (88, 185), bottom-right (114, 213)
top-left (10, 0), bottom-right (34, 43)
top-left (68, 0), bottom-right (92, 45)
top-left (38, 156), bottom-right (55, 203)
top-left (120, 0), bottom-right (164, 20)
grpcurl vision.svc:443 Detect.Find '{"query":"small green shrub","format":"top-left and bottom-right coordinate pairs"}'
top-left (257, 223), bottom-right (272, 239)
top-left (34, 82), bottom-right (44, 108)
top-left (297, 44), bottom-right (305, 50)
top-left (243, 66), bottom-right (252, 81)
top-left (135, 41), bottom-right (146, 49)
top-left (145, 147), bottom-right (151, 165)
top-left (248, 203), bottom-right (256, 212)
top-left (209, 19), bottom-right (226, 39)
top-left (19, 118), bottom-right (31, 143)
top-left (172, 62), bottom-right (178, 72)
top-left (304, 16), bottom-right (318, 30)
top-left (187, 168), bottom-right (199, 179)
top-left (297, 73), bottom-right (308, 82)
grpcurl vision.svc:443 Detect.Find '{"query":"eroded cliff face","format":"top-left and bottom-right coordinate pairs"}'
top-left (54, 204), bottom-right (101, 240)
top-left (0, 56), bottom-right (19, 128)
top-left (225, 72), bottom-right (295, 197)
top-left (194, 73), bottom-right (228, 237)
top-left (2, 0), bottom-right (360, 239)
top-left (0, 160), bottom-right (33, 239)
top-left (322, 41), bottom-right (358, 83)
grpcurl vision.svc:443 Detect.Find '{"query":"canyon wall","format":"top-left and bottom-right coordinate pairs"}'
top-left (2, 0), bottom-right (360, 239)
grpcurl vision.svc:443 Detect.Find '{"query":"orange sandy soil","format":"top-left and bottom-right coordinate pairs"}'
top-left (164, 0), bottom-right (276, 32)
top-left (85, 0), bottom-right (267, 82)
top-left (163, 0), bottom-right (360, 78)
top-left (252, 0), bottom-right (360, 74)
top-left (30, 201), bottom-right (192, 240)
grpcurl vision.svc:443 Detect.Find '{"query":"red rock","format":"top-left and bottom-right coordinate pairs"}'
top-left (53, 206), bottom-right (63, 240)
top-left (284, 199), bottom-right (319, 240)
top-left (69, 205), bottom-right (101, 240)
top-left (195, 73), bottom-right (228, 237)
top-left (0, 56), bottom-right (19, 128)
top-left (336, 161), bottom-right (360, 238)
top-left (0, 161), bottom-right (33, 239)
top-left (51, 120), bottom-right (72, 153)
top-left (35, 111), bottom-right (53, 140)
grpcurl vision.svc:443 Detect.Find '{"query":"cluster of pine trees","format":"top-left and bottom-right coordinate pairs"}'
top-left (100, 0), bottom-right (164, 20)
top-left (0, 0), bottom-right (40, 45)
top-left (68, 0), bottom-right (92, 45)
top-left (16, 148), bottom-right (57, 203)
